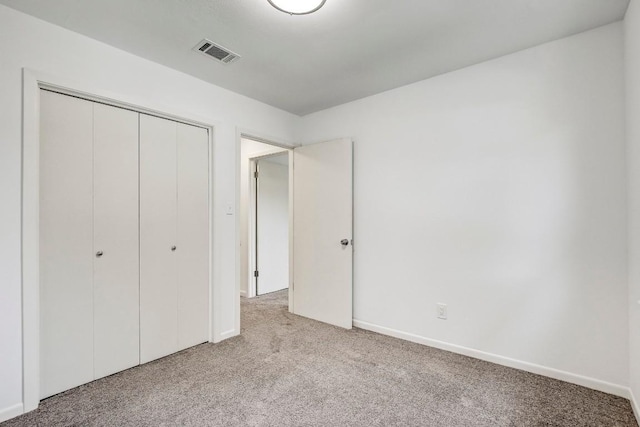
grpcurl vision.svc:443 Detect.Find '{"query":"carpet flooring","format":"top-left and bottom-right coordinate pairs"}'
top-left (3, 290), bottom-right (637, 426)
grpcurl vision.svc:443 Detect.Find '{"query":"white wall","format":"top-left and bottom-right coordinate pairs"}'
top-left (625, 0), bottom-right (640, 417)
top-left (298, 23), bottom-right (628, 391)
top-left (239, 139), bottom-right (288, 296)
top-left (0, 4), bottom-right (297, 418)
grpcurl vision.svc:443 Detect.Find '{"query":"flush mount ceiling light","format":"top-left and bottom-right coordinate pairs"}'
top-left (267, 0), bottom-right (326, 15)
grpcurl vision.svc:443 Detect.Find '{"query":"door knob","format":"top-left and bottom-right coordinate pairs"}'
top-left (340, 239), bottom-right (349, 246)
top-left (96, 251), bottom-right (104, 258)
top-left (171, 246), bottom-right (177, 251)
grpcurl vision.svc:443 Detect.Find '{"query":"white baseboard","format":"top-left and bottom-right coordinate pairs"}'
top-left (0, 403), bottom-right (24, 423)
top-left (219, 329), bottom-right (238, 340)
top-left (240, 290), bottom-right (247, 297)
top-left (630, 388), bottom-right (640, 425)
top-left (353, 319), bottom-right (629, 398)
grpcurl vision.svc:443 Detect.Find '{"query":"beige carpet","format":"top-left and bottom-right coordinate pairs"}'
top-left (3, 290), bottom-right (637, 426)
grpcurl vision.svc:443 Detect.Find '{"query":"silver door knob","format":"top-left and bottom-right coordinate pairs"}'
top-left (171, 246), bottom-right (177, 251)
top-left (340, 239), bottom-right (349, 246)
top-left (96, 251), bottom-right (104, 257)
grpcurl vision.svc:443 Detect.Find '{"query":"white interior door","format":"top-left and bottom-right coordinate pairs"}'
top-left (140, 114), bottom-right (178, 364)
top-left (256, 155), bottom-right (289, 295)
top-left (40, 90), bottom-right (94, 398)
top-left (292, 138), bottom-right (353, 329)
top-left (176, 123), bottom-right (210, 350)
top-left (93, 103), bottom-right (140, 379)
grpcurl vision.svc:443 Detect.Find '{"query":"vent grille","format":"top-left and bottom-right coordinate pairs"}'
top-left (193, 39), bottom-right (240, 65)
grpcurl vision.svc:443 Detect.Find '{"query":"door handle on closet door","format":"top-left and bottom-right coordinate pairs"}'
top-left (96, 251), bottom-right (104, 258)
top-left (171, 246), bottom-right (177, 252)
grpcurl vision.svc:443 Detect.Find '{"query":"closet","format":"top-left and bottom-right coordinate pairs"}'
top-left (39, 90), bottom-right (209, 399)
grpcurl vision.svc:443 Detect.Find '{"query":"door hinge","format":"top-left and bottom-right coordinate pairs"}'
top-left (254, 171), bottom-right (259, 179)
top-left (254, 270), bottom-right (259, 277)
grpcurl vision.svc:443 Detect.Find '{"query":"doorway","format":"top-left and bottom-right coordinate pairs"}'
top-left (240, 137), bottom-right (291, 300)
top-left (253, 153), bottom-right (290, 295)
top-left (237, 134), bottom-right (354, 331)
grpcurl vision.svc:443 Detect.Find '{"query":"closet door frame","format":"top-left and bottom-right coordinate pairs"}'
top-left (21, 69), bottom-right (215, 414)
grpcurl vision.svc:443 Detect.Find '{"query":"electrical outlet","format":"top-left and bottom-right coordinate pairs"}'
top-left (437, 303), bottom-right (447, 320)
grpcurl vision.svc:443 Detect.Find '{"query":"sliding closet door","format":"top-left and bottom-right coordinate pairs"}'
top-left (140, 114), bottom-right (179, 364)
top-left (40, 90), bottom-right (94, 398)
top-left (93, 104), bottom-right (140, 379)
top-left (176, 123), bottom-right (209, 350)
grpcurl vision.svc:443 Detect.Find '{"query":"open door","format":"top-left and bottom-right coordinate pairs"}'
top-left (292, 138), bottom-right (353, 329)
top-left (255, 155), bottom-right (289, 295)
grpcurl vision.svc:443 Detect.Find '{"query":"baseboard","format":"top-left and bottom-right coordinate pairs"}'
top-left (240, 290), bottom-right (247, 297)
top-left (630, 388), bottom-right (640, 425)
top-left (219, 329), bottom-right (238, 340)
top-left (353, 319), bottom-right (629, 398)
top-left (0, 403), bottom-right (24, 423)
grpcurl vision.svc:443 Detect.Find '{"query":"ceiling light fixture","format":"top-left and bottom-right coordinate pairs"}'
top-left (267, 0), bottom-right (326, 15)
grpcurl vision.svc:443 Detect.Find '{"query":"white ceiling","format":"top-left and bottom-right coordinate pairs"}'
top-left (0, 0), bottom-right (629, 115)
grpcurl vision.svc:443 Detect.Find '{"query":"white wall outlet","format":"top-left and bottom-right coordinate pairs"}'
top-left (437, 303), bottom-right (447, 320)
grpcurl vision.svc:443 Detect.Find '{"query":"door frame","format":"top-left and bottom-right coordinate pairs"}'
top-left (236, 133), bottom-right (297, 321)
top-left (248, 151), bottom-right (291, 298)
top-left (21, 68), bottom-right (217, 413)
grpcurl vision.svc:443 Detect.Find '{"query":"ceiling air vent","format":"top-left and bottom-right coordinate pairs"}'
top-left (193, 39), bottom-right (241, 65)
